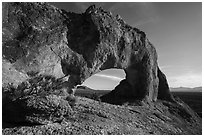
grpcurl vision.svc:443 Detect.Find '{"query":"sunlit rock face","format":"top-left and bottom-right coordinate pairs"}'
top-left (2, 3), bottom-right (174, 103)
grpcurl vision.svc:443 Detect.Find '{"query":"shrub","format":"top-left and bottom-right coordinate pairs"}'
top-left (26, 70), bottom-right (39, 77)
top-left (2, 83), bottom-right (17, 101)
top-left (3, 74), bottom-right (78, 109)
top-left (90, 92), bottom-right (101, 101)
top-left (65, 94), bottom-right (77, 108)
top-left (3, 74), bottom-right (72, 99)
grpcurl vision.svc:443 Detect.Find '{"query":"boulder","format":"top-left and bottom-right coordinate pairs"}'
top-left (2, 2), bottom-right (174, 104)
top-left (157, 67), bottom-right (175, 102)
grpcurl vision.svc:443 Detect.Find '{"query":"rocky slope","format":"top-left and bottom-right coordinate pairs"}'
top-left (2, 2), bottom-right (202, 135)
top-left (2, 95), bottom-right (202, 135)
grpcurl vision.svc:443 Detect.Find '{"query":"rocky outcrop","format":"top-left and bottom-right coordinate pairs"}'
top-left (2, 3), bottom-right (202, 135)
top-left (2, 2), bottom-right (174, 103)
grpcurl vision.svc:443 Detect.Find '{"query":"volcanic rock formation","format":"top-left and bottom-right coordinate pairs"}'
top-left (2, 3), bottom-right (202, 135)
top-left (2, 3), bottom-right (174, 103)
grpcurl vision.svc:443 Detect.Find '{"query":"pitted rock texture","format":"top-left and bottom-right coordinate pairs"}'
top-left (2, 2), bottom-right (173, 103)
top-left (2, 3), bottom-right (202, 135)
top-left (2, 97), bottom-right (202, 135)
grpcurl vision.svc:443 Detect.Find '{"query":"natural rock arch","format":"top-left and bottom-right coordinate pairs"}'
top-left (2, 3), bottom-right (202, 135)
top-left (2, 3), bottom-right (174, 105)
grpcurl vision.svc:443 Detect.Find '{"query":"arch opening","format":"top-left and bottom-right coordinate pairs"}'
top-left (82, 69), bottom-right (125, 90)
top-left (74, 69), bottom-right (126, 99)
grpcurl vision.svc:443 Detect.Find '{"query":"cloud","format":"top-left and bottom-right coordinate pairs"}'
top-left (167, 72), bottom-right (202, 88)
top-left (95, 74), bottom-right (123, 81)
top-left (159, 65), bottom-right (202, 88)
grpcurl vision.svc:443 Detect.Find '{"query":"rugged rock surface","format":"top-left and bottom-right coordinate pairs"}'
top-left (3, 2), bottom-right (172, 102)
top-left (2, 2), bottom-right (202, 135)
top-left (2, 97), bottom-right (202, 135)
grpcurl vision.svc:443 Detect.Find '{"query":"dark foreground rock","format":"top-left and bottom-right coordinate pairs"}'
top-left (2, 97), bottom-right (201, 135)
top-left (2, 75), bottom-right (76, 125)
top-left (3, 94), bottom-right (73, 125)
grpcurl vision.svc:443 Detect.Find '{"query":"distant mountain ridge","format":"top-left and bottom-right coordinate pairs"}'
top-left (75, 85), bottom-right (110, 93)
top-left (170, 86), bottom-right (202, 92)
top-left (77, 85), bottom-right (203, 92)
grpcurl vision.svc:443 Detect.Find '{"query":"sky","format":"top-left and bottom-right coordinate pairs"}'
top-left (51, 2), bottom-right (202, 89)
